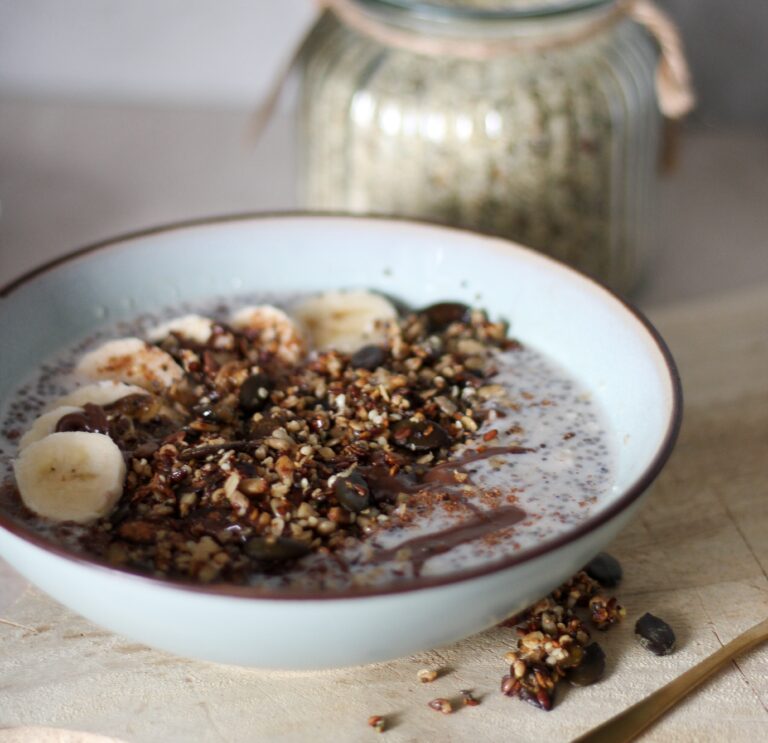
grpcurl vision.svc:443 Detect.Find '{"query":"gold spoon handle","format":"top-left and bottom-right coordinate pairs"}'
top-left (573, 617), bottom-right (768, 743)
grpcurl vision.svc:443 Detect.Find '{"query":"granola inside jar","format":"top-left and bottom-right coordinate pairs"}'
top-left (298, 0), bottom-right (668, 293)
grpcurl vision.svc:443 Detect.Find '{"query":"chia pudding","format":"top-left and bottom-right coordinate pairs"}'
top-left (0, 293), bottom-right (616, 591)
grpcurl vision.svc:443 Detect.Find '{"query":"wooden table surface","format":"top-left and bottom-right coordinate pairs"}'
top-left (1, 283), bottom-right (766, 742)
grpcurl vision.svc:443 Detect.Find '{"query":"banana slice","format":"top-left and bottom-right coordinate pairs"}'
top-left (19, 406), bottom-right (84, 451)
top-left (48, 381), bottom-right (149, 411)
top-left (14, 431), bottom-right (127, 522)
top-left (76, 337), bottom-right (184, 391)
top-left (147, 314), bottom-right (214, 344)
top-left (230, 305), bottom-right (305, 364)
top-left (293, 290), bottom-right (397, 353)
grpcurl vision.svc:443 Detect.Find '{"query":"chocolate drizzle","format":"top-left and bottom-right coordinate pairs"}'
top-left (364, 445), bottom-right (535, 503)
top-left (179, 440), bottom-right (256, 461)
top-left (425, 445), bottom-right (536, 480)
top-left (357, 445), bottom-right (534, 574)
top-left (370, 504), bottom-right (526, 575)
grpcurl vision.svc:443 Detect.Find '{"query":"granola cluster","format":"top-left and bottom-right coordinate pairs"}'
top-left (501, 570), bottom-right (626, 710)
top-left (77, 303), bottom-right (518, 582)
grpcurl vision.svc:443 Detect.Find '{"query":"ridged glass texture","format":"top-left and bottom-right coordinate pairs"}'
top-left (298, 2), bottom-right (661, 293)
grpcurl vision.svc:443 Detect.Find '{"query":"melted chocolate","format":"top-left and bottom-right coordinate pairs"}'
top-left (425, 446), bottom-right (536, 479)
top-left (363, 445), bottom-right (534, 503)
top-left (353, 445), bottom-right (534, 574)
top-left (55, 403), bottom-right (109, 435)
top-left (362, 464), bottom-right (483, 517)
top-left (362, 465), bottom-right (421, 503)
top-left (370, 504), bottom-right (526, 575)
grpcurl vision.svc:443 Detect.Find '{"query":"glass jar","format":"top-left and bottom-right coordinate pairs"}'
top-left (298, 0), bottom-right (665, 294)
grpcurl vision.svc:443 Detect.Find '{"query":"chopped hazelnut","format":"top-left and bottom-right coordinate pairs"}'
top-left (417, 668), bottom-right (438, 683)
top-left (427, 698), bottom-right (453, 715)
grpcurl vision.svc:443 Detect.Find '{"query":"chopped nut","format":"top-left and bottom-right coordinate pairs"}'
top-left (316, 519), bottom-right (337, 535)
top-left (417, 668), bottom-right (438, 683)
top-left (270, 482), bottom-right (290, 499)
top-left (434, 395), bottom-right (458, 415)
top-left (460, 689), bottom-right (480, 707)
top-left (239, 477), bottom-right (268, 495)
top-left (264, 436), bottom-right (293, 452)
top-left (460, 415), bottom-right (478, 432)
top-left (452, 470), bottom-right (468, 483)
top-left (457, 338), bottom-right (486, 355)
top-left (589, 594), bottom-right (626, 630)
top-left (367, 715), bottom-right (385, 733)
top-left (296, 502), bottom-right (317, 519)
top-left (275, 455), bottom-right (294, 480)
top-left (501, 673), bottom-right (516, 693)
top-left (427, 698), bottom-right (453, 715)
top-left (178, 491), bottom-right (197, 517)
top-left (227, 489), bottom-right (250, 516)
top-left (522, 631), bottom-right (545, 649)
top-left (477, 384), bottom-right (505, 400)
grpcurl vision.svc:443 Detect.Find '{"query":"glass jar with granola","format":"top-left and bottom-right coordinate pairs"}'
top-left (298, 0), bottom-right (693, 294)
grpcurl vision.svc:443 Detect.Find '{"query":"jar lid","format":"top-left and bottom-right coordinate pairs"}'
top-left (365, 0), bottom-right (614, 19)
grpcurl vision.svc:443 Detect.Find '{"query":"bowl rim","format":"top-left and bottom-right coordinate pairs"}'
top-left (0, 211), bottom-right (683, 600)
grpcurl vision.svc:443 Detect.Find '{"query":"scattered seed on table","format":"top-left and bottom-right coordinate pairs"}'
top-left (635, 612), bottom-right (676, 655)
top-left (567, 643), bottom-right (606, 686)
top-left (417, 668), bottom-right (438, 683)
top-left (367, 715), bottom-right (385, 733)
top-left (428, 698), bottom-right (453, 714)
top-left (460, 689), bottom-right (480, 706)
top-left (584, 552), bottom-right (623, 587)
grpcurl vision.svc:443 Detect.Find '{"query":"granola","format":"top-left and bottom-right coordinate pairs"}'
top-left (501, 570), bottom-right (625, 710)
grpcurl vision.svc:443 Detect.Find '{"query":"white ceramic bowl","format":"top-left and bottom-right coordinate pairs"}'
top-left (0, 214), bottom-right (681, 669)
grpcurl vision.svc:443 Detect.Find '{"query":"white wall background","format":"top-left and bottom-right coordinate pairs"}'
top-left (0, 0), bottom-right (316, 108)
top-left (0, 0), bottom-right (765, 123)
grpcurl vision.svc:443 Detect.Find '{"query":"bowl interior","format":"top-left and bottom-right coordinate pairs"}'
top-left (0, 215), bottom-right (678, 549)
